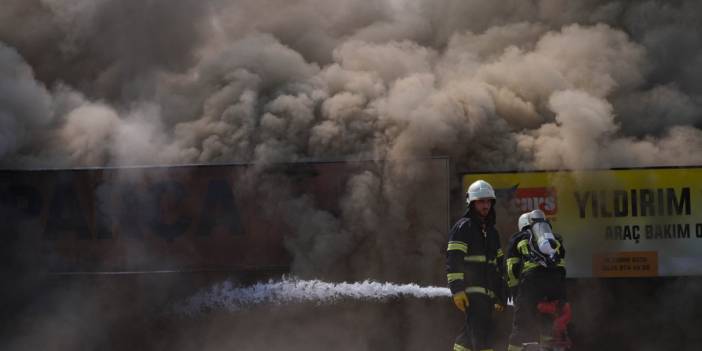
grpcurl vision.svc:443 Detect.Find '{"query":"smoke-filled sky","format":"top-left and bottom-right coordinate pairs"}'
top-left (2, 0), bottom-right (701, 171)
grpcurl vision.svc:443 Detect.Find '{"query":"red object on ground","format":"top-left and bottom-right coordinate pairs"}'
top-left (553, 302), bottom-right (572, 335)
top-left (537, 300), bottom-right (572, 346)
top-left (537, 300), bottom-right (558, 315)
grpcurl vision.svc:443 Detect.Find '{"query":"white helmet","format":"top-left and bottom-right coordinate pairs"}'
top-left (518, 212), bottom-right (530, 231)
top-left (466, 179), bottom-right (496, 204)
top-left (518, 209), bottom-right (546, 231)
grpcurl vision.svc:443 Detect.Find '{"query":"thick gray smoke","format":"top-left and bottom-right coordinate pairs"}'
top-left (3, 0), bottom-right (701, 171)
top-left (2, 0), bottom-right (702, 350)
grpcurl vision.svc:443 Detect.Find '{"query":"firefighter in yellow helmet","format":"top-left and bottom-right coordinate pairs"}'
top-left (446, 180), bottom-right (507, 351)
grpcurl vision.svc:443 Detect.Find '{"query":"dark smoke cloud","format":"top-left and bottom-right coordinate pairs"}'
top-left (0, 43), bottom-right (51, 159)
top-left (2, 0), bottom-right (702, 350)
top-left (2, 0), bottom-right (700, 169)
top-left (1, 0), bottom-right (208, 102)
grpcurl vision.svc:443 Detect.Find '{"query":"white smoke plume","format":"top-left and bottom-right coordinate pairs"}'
top-left (174, 278), bottom-right (451, 316)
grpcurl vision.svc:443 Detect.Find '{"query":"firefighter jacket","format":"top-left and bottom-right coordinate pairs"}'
top-left (446, 208), bottom-right (507, 304)
top-left (505, 229), bottom-right (566, 293)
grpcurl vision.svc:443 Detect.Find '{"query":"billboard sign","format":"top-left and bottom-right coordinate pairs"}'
top-left (464, 167), bottom-right (702, 277)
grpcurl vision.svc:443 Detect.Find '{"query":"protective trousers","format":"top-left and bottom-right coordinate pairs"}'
top-left (507, 269), bottom-right (566, 350)
top-left (453, 293), bottom-right (495, 351)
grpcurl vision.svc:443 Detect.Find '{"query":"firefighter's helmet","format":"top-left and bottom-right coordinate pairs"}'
top-left (518, 212), bottom-right (531, 231)
top-left (466, 179), bottom-right (496, 204)
top-left (519, 209), bottom-right (547, 230)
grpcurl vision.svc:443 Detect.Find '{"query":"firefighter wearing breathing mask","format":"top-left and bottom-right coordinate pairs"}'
top-left (446, 180), bottom-right (507, 351)
top-left (505, 209), bottom-right (568, 351)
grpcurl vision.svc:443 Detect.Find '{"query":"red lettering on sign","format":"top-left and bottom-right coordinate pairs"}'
top-left (513, 188), bottom-right (558, 215)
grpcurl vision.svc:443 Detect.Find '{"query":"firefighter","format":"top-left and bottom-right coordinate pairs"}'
top-left (505, 209), bottom-right (568, 351)
top-left (446, 179), bottom-right (507, 351)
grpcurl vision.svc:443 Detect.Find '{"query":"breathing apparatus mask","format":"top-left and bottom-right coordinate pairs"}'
top-left (530, 218), bottom-right (557, 258)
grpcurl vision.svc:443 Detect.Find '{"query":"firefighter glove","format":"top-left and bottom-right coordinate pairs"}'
top-left (494, 303), bottom-right (504, 312)
top-left (452, 291), bottom-right (469, 312)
